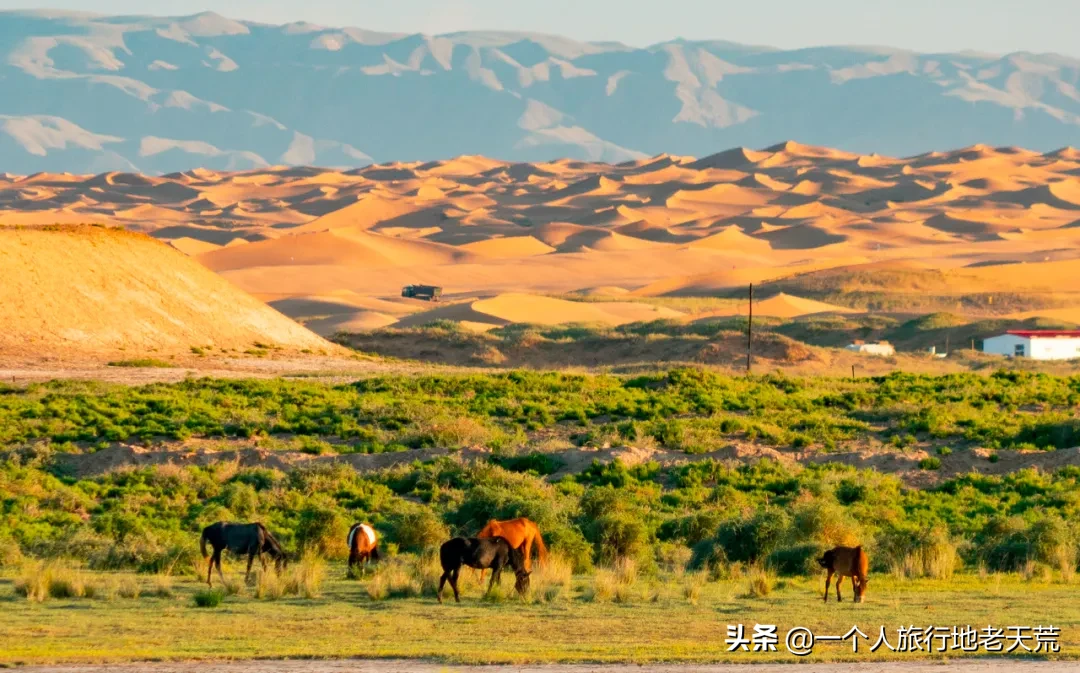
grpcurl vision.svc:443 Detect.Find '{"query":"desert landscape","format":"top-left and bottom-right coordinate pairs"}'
top-left (5, 141), bottom-right (1080, 354)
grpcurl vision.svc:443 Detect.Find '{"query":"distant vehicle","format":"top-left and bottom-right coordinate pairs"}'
top-left (402, 284), bottom-right (442, 301)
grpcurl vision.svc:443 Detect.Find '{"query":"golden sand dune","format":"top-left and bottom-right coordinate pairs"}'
top-left (397, 293), bottom-right (684, 329)
top-left (305, 311), bottom-right (400, 336)
top-left (458, 236), bottom-right (556, 258)
top-left (6, 142), bottom-right (1080, 333)
top-left (750, 293), bottom-right (858, 318)
top-left (0, 226), bottom-right (332, 356)
top-left (199, 229), bottom-right (477, 272)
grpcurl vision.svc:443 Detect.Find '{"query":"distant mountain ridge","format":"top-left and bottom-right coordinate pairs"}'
top-left (2, 10), bottom-right (1080, 173)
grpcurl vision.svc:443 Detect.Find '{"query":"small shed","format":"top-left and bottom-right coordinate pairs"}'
top-left (845, 340), bottom-right (895, 356)
top-left (982, 330), bottom-right (1080, 360)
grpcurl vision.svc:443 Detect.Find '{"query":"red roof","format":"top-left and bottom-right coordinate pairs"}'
top-left (1006, 330), bottom-right (1080, 339)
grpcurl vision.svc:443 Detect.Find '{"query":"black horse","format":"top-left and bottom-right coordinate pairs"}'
top-left (437, 536), bottom-right (530, 603)
top-left (200, 521), bottom-right (287, 587)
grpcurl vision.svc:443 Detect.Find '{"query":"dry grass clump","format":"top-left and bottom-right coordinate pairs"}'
top-left (255, 569), bottom-right (284, 600)
top-left (528, 554), bottom-right (573, 603)
top-left (682, 571), bottom-right (707, 605)
top-left (742, 565), bottom-right (775, 599)
top-left (283, 553), bottom-right (325, 599)
top-left (15, 563), bottom-right (88, 602)
top-left (887, 527), bottom-right (960, 579)
top-left (150, 573), bottom-right (174, 598)
top-left (585, 557), bottom-right (639, 603)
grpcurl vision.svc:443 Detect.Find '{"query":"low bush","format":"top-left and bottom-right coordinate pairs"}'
top-left (193, 588), bottom-right (224, 608)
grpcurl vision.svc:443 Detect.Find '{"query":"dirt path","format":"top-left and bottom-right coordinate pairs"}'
top-left (11, 659), bottom-right (1070, 673)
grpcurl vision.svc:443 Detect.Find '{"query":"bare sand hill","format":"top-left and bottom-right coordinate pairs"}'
top-left (0, 226), bottom-right (334, 357)
top-left (395, 293), bottom-right (685, 330)
top-left (5, 143), bottom-right (1080, 333)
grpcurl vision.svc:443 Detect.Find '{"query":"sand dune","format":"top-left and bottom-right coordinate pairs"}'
top-left (0, 226), bottom-right (332, 357)
top-left (458, 236), bottom-right (556, 258)
top-left (398, 293), bottom-right (684, 328)
top-left (199, 229), bottom-right (477, 272)
top-left (6, 142), bottom-right (1080, 335)
top-left (751, 293), bottom-right (857, 318)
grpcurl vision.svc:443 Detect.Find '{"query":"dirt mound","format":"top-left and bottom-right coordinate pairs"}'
top-left (0, 225), bottom-right (333, 357)
top-left (57, 436), bottom-right (1080, 490)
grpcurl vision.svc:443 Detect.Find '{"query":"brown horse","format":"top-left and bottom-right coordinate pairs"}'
top-left (346, 523), bottom-right (380, 577)
top-left (475, 517), bottom-right (547, 581)
top-left (818, 545), bottom-right (869, 603)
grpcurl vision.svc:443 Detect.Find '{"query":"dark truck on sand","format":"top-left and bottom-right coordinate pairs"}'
top-left (401, 284), bottom-right (442, 301)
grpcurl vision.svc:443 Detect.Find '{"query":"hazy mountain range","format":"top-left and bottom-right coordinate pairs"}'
top-left (2, 10), bottom-right (1080, 174)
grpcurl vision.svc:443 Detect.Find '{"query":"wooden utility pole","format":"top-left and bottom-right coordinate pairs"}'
top-left (747, 283), bottom-right (753, 374)
top-left (852, 365), bottom-right (856, 380)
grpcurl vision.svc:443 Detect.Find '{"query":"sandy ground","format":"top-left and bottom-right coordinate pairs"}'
top-left (0, 354), bottom-right (483, 386)
top-left (11, 659), bottom-right (1071, 673)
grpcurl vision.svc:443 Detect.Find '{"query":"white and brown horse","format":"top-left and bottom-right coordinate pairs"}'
top-left (347, 522), bottom-right (380, 576)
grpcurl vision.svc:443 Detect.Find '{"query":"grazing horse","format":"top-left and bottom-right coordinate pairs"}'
top-left (346, 522), bottom-right (380, 576)
top-left (818, 545), bottom-right (869, 603)
top-left (475, 517), bottom-right (547, 581)
top-left (200, 521), bottom-right (287, 587)
top-left (437, 536), bottom-right (530, 603)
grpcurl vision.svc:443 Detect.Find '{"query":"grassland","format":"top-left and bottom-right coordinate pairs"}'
top-left (1, 565), bottom-right (1076, 665)
top-left (4, 368), bottom-right (1080, 665)
top-left (5, 369), bottom-right (1080, 455)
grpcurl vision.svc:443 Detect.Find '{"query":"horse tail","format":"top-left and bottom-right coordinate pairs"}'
top-left (199, 528), bottom-right (209, 559)
top-left (532, 524), bottom-right (548, 566)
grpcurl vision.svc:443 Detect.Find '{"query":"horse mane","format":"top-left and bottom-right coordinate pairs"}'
top-left (257, 523), bottom-right (284, 557)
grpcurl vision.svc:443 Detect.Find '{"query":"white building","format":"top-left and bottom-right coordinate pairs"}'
top-left (982, 330), bottom-right (1080, 360)
top-left (846, 340), bottom-right (895, 356)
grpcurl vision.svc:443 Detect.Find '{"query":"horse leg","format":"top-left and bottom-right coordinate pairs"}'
top-left (836, 575), bottom-right (844, 602)
top-left (206, 549), bottom-right (215, 587)
top-left (451, 568), bottom-right (461, 603)
top-left (823, 569), bottom-right (833, 602)
top-left (258, 550), bottom-right (267, 572)
top-left (489, 564), bottom-right (504, 594)
top-left (524, 537), bottom-right (533, 573)
top-left (215, 552), bottom-right (227, 588)
top-left (438, 570), bottom-right (449, 604)
top-left (245, 553), bottom-right (255, 584)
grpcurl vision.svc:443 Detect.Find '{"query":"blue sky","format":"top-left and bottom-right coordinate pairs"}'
top-left (4, 0), bottom-right (1078, 56)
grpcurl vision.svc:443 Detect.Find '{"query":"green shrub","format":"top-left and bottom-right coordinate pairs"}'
top-left (714, 509), bottom-right (790, 564)
top-left (294, 495), bottom-right (349, 559)
top-left (390, 509), bottom-right (448, 554)
top-left (919, 457), bottom-right (942, 470)
top-left (193, 589), bottom-right (224, 608)
top-left (767, 543), bottom-right (828, 576)
top-left (106, 359), bottom-right (174, 368)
